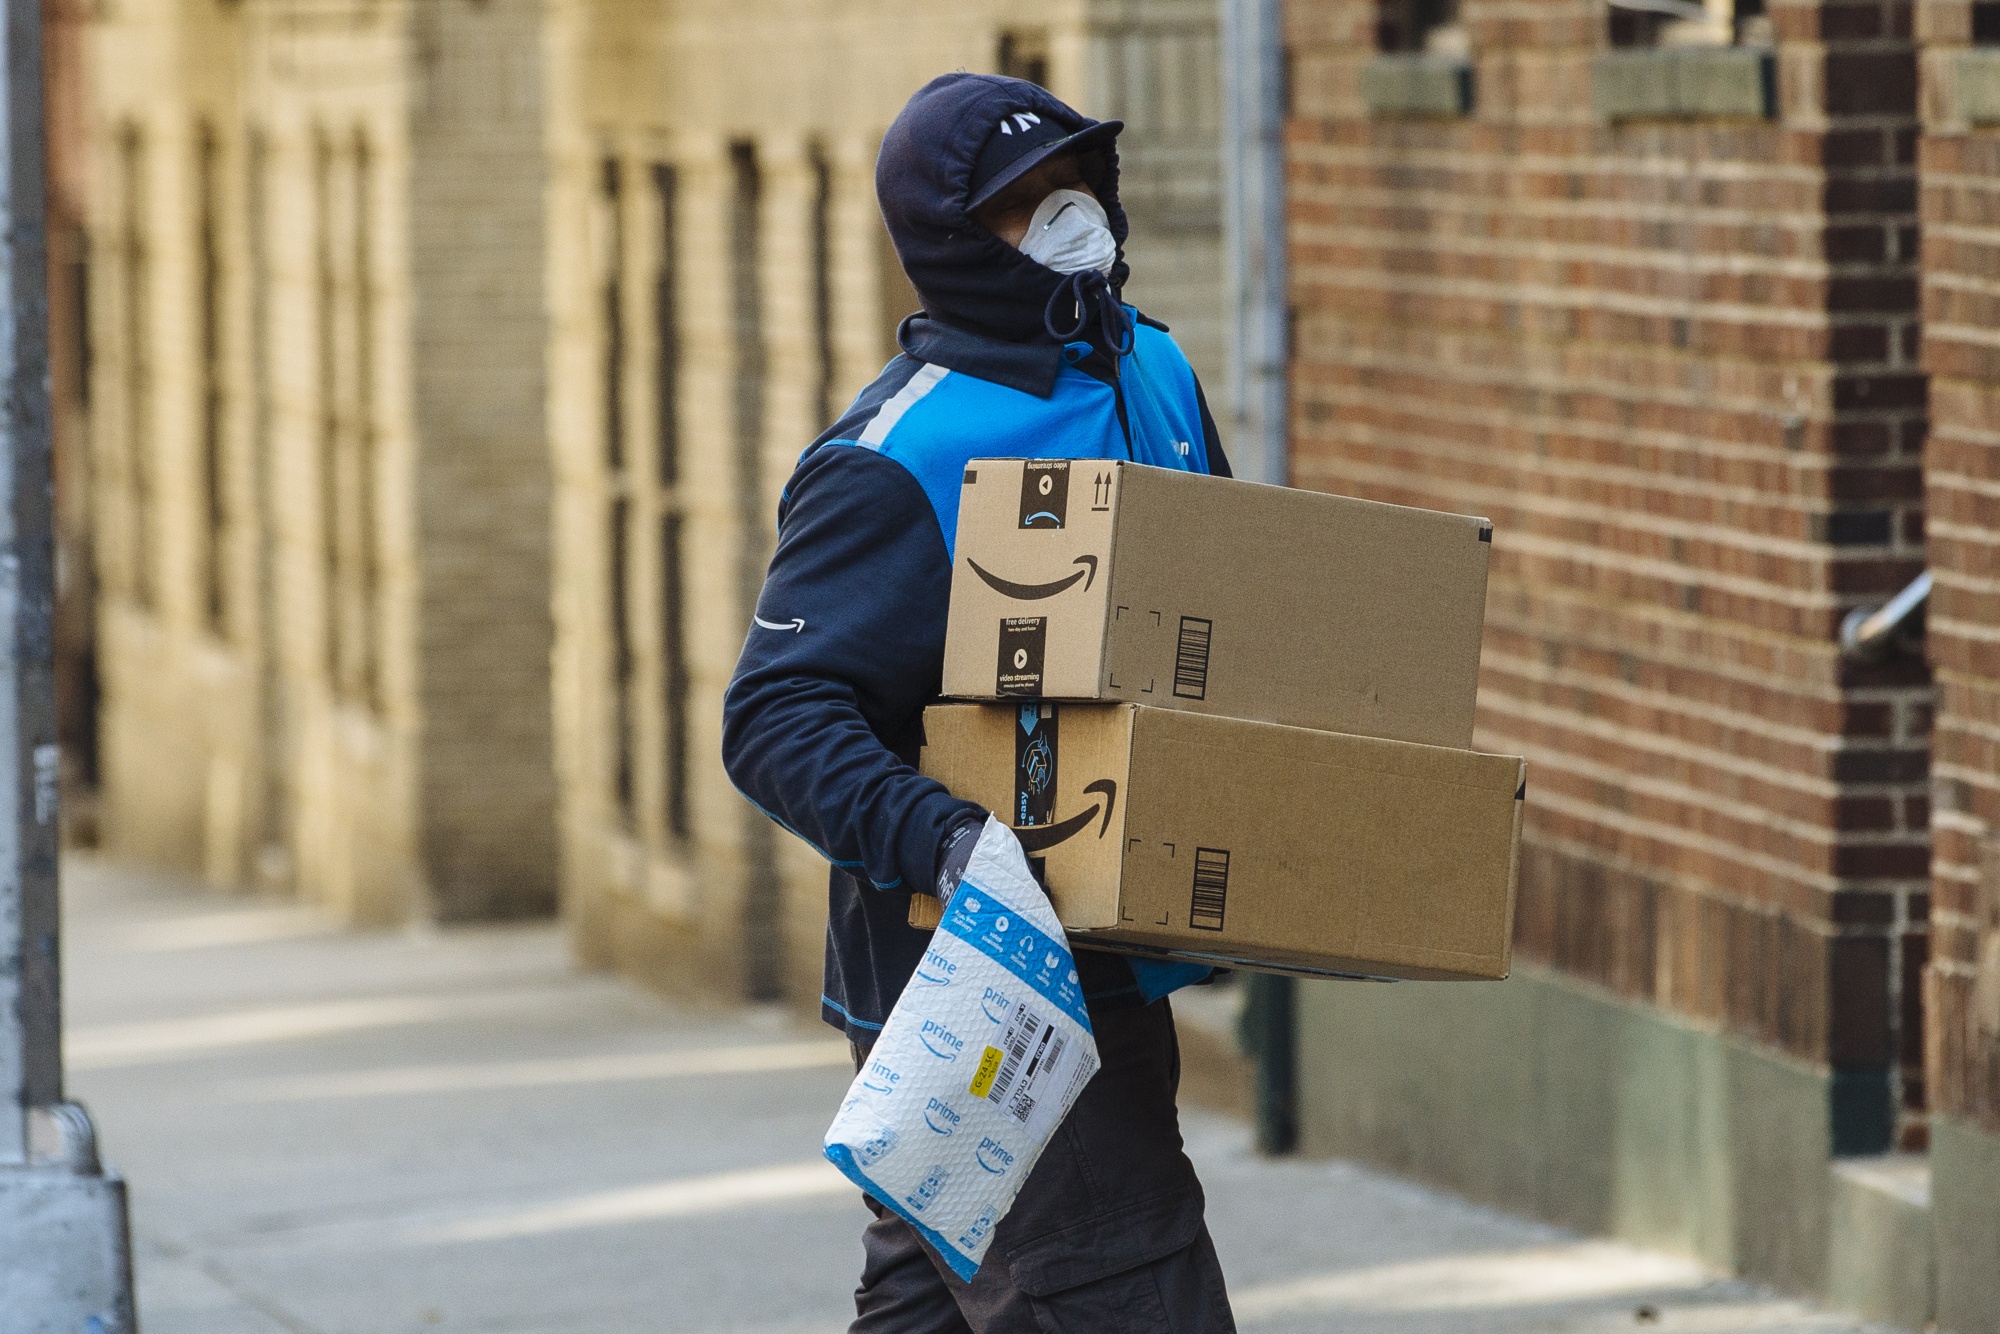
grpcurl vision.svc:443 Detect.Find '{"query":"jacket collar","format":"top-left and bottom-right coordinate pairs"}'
top-left (898, 309), bottom-right (1170, 399)
top-left (899, 314), bottom-right (1064, 398)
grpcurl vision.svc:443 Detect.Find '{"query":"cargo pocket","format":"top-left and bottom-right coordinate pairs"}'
top-left (1004, 1187), bottom-right (1208, 1333)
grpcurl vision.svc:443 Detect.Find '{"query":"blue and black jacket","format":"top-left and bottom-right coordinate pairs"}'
top-left (722, 73), bottom-right (1225, 1043)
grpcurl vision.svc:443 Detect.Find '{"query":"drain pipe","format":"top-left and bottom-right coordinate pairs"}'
top-left (1222, 0), bottom-right (1298, 1155)
top-left (1840, 571), bottom-right (1931, 662)
top-left (1223, 0), bottom-right (1288, 493)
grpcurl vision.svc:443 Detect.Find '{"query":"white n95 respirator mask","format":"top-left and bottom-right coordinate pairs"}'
top-left (1017, 189), bottom-right (1117, 276)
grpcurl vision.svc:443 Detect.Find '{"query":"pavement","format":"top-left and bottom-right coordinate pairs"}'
top-left (59, 855), bottom-right (1901, 1334)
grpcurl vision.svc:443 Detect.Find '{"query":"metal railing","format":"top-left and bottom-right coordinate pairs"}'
top-left (1840, 571), bottom-right (1931, 663)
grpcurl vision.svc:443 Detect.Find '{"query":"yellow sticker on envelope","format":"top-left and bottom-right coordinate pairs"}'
top-left (968, 1045), bottom-right (1004, 1098)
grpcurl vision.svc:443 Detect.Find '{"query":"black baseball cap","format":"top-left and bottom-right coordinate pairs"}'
top-left (967, 108), bottom-right (1123, 211)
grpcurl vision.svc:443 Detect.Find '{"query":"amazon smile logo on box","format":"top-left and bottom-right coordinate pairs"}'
top-left (1015, 779), bottom-right (1117, 852)
top-left (966, 554), bottom-right (1097, 600)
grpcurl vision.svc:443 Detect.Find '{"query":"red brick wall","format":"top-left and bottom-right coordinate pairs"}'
top-left (1918, 8), bottom-right (2000, 1137)
top-left (1285, 0), bottom-right (1930, 1132)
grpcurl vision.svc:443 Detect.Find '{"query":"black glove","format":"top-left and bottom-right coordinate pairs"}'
top-left (933, 817), bottom-right (983, 909)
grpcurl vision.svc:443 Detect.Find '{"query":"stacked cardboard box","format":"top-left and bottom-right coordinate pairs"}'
top-left (914, 459), bottom-right (1524, 982)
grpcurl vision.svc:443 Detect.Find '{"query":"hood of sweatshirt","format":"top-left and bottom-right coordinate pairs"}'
top-left (876, 73), bottom-right (1130, 355)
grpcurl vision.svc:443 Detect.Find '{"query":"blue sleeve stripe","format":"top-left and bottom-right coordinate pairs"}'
top-left (734, 787), bottom-right (899, 888)
top-left (821, 995), bottom-right (885, 1031)
top-left (728, 781), bottom-right (866, 869)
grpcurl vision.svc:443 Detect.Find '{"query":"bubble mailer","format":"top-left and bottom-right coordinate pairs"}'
top-left (824, 816), bottom-right (1102, 1280)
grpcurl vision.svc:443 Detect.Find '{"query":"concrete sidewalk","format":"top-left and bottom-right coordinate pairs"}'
top-left (59, 856), bottom-right (1896, 1334)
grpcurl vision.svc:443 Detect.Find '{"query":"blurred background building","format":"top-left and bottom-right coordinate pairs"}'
top-left (85, 0), bottom-right (558, 923)
top-left (47, 0), bottom-right (2000, 1329)
top-left (69, 0), bottom-right (1221, 967)
top-left (542, 0), bottom-right (1221, 1006)
top-left (1284, 0), bottom-right (1995, 1327)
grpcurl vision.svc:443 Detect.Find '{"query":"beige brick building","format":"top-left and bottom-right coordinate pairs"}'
top-left (82, 0), bottom-right (1223, 971)
top-left (546, 0), bottom-right (1225, 1002)
top-left (87, 0), bottom-right (558, 924)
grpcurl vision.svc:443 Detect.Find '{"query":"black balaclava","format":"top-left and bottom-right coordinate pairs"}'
top-left (876, 73), bottom-right (1132, 353)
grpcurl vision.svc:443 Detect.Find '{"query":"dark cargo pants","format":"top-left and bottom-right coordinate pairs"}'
top-left (847, 996), bottom-right (1236, 1333)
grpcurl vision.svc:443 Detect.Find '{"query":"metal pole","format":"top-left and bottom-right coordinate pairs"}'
top-left (1221, 0), bottom-right (1288, 490)
top-left (1222, 0), bottom-right (1299, 1155)
top-left (0, 0), bottom-right (136, 1321)
top-left (1238, 969), bottom-right (1298, 1154)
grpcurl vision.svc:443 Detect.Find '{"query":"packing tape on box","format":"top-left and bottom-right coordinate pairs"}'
top-left (824, 816), bottom-right (1101, 1280)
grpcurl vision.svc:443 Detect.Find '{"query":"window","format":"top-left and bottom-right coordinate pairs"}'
top-left (602, 157), bottom-right (626, 477)
top-left (116, 122), bottom-right (154, 609)
top-left (246, 124), bottom-right (290, 866)
top-left (195, 121), bottom-right (227, 636)
top-left (652, 164), bottom-right (679, 491)
top-left (608, 492), bottom-right (635, 828)
top-left (729, 139), bottom-right (783, 996)
top-left (1976, 0), bottom-right (2000, 42)
top-left (1379, 0), bottom-right (1463, 56)
top-left (315, 127), bottom-right (381, 709)
top-left (653, 161), bottom-right (690, 846)
top-left (998, 30), bottom-right (1050, 88)
top-left (599, 154), bottom-right (693, 850)
top-left (600, 155), bottom-right (636, 828)
top-left (1595, 0), bottom-right (1775, 119)
top-left (314, 132), bottom-right (336, 680)
top-left (352, 132), bottom-right (380, 708)
top-left (808, 142), bottom-right (835, 432)
top-left (729, 140), bottom-right (766, 601)
top-left (1607, 0), bottom-right (1768, 49)
top-left (1364, 0), bottom-right (1474, 116)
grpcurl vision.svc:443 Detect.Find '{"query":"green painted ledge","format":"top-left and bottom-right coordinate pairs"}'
top-left (1953, 50), bottom-right (2000, 125)
top-left (1293, 962), bottom-right (1924, 1314)
top-left (1827, 1155), bottom-right (1934, 1330)
top-left (1933, 1116), bottom-right (2000, 1334)
top-left (1593, 47), bottom-right (1775, 121)
top-left (1361, 55), bottom-right (1474, 118)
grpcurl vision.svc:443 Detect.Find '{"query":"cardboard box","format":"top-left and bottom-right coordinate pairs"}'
top-left (943, 460), bottom-right (1493, 749)
top-left (918, 702), bottom-right (1525, 982)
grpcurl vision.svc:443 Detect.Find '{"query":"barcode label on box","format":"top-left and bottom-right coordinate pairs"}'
top-left (1190, 848), bottom-right (1230, 931)
top-left (1174, 617), bottom-right (1213, 700)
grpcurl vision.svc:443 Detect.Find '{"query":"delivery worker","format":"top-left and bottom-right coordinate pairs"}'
top-left (722, 72), bottom-right (1236, 1332)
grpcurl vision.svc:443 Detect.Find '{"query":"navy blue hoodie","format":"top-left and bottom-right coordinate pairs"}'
top-left (722, 74), bottom-right (1228, 1043)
